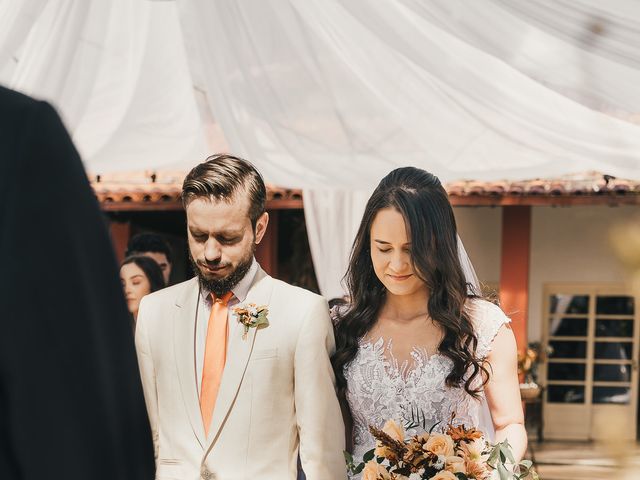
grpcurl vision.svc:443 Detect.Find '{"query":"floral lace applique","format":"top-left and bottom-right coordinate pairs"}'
top-left (343, 299), bottom-right (509, 479)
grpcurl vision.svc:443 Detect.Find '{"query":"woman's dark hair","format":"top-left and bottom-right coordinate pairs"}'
top-left (331, 167), bottom-right (487, 398)
top-left (120, 255), bottom-right (166, 293)
top-left (125, 233), bottom-right (173, 264)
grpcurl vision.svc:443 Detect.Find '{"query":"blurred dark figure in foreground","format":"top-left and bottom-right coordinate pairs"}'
top-left (0, 86), bottom-right (154, 480)
top-left (126, 233), bottom-right (173, 285)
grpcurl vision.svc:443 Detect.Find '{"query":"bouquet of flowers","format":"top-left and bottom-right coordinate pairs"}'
top-left (345, 416), bottom-right (538, 480)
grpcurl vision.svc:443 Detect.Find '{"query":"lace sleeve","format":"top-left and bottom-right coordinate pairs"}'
top-left (467, 299), bottom-right (511, 360)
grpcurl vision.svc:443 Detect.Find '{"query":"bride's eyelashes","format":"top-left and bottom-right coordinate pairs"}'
top-left (376, 247), bottom-right (411, 254)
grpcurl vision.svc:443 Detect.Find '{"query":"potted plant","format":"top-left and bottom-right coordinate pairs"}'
top-left (518, 342), bottom-right (541, 400)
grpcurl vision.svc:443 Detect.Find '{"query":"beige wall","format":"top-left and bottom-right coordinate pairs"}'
top-left (453, 207), bottom-right (502, 286)
top-left (528, 205), bottom-right (636, 341)
top-left (455, 205), bottom-right (636, 343)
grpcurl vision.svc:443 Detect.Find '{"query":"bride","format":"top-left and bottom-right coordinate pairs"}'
top-left (332, 167), bottom-right (527, 477)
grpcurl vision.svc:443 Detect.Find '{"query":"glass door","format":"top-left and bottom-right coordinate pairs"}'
top-left (542, 286), bottom-right (638, 440)
top-left (543, 291), bottom-right (590, 439)
top-left (590, 292), bottom-right (637, 440)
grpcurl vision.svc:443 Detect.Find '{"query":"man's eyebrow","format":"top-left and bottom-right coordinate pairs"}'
top-left (189, 228), bottom-right (244, 238)
top-left (217, 230), bottom-right (243, 237)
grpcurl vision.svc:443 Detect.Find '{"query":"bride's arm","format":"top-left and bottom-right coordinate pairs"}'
top-left (484, 324), bottom-right (528, 462)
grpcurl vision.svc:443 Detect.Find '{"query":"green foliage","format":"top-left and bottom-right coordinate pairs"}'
top-left (344, 450), bottom-right (365, 475)
top-left (487, 440), bottom-right (540, 480)
top-left (404, 405), bottom-right (429, 431)
top-left (363, 448), bottom-right (375, 463)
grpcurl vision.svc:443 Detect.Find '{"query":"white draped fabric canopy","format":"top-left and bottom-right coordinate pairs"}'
top-left (1, 0), bottom-right (207, 172)
top-left (2, 0), bottom-right (640, 295)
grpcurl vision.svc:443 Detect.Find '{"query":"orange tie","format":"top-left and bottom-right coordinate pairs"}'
top-left (200, 291), bottom-right (233, 436)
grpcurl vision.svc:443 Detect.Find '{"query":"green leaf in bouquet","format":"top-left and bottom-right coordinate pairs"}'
top-left (499, 441), bottom-right (516, 464)
top-left (423, 465), bottom-right (439, 479)
top-left (353, 463), bottom-right (365, 474)
top-left (343, 450), bottom-right (362, 475)
top-left (519, 460), bottom-right (532, 469)
top-left (413, 405), bottom-right (428, 429)
top-left (515, 459), bottom-right (538, 480)
top-left (497, 462), bottom-right (512, 480)
top-left (404, 420), bottom-right (419, 430)
top-left (363, 448), bottom-right (376, 463)
top-left (487, 444), bottom-right (502, 467)
top-left (454, 473), bottom-right (468, 480)
top-left (428, 420), bottom-right (441, 434)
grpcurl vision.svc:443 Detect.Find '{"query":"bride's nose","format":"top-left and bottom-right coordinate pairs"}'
top-left (388, 251), bottom-right (408, 272)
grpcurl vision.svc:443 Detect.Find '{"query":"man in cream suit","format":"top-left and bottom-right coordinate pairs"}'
top-left (135, 154), bottom-right (345, 480)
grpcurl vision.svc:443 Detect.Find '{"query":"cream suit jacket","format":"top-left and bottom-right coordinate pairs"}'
top-left (135, 268), bottom-right (346, 480)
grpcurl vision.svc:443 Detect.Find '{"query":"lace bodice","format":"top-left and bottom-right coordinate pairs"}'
top-left (340, 299), bottom-right (509, 476)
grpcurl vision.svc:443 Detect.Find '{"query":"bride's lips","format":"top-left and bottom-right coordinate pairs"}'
top-left (387, 273), bottom-right (412, 281)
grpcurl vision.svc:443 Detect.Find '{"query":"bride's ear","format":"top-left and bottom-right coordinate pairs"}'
top-left (254, 212), bottom-right (269, 244)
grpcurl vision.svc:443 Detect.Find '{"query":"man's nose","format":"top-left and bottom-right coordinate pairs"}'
top-left (204, 239), bottom-right (222, 262)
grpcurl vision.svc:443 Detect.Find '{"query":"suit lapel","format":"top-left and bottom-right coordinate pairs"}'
top-left (173, 277), bottom-right (206, 449)
top-left (204, 267), bottom-right (274, 456)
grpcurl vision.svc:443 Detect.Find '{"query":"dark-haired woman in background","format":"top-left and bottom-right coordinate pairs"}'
top-left (120, 255), bottom-right (165, 326)
top-left (332, 167), bottom-right (526, 478)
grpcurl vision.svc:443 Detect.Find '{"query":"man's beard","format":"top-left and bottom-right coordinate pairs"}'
top-left (189, 246), bottom-right (255, 297)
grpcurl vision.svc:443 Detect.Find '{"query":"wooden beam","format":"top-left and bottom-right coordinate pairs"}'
top-left (109, 220), bottom-right (131, 264)
top-left (98, 193), bottom-right (640, 212)
top-left (101, 202), bottom-right (184, 212)
top-left (449, 194), bottom-right (640, 207)
top-left (499, 206), bottom-right (531, 353)
top-left (255, 210), bottom-right (279, 277)
top-left (100, 198), bottom-right (303, 212)
top-left (265, 199), bottom-right (303, 210)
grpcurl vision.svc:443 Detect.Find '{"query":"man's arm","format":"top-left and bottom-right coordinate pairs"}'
top-left (135, 297), bottom-right (160, 462)
top-left (294, 297), bottom-right (346, 480)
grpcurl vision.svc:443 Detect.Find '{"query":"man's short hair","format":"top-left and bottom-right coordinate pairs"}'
top-left (125, 233), bottom-right (173, 263)
top-left (181, 153), bottom-right (267, 228)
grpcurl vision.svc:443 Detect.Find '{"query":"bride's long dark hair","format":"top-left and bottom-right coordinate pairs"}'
top-left (332, 167), bottom-right (488, 399)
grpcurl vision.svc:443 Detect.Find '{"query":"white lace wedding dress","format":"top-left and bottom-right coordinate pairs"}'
top-left (341, 299), bottom-right (509, 479)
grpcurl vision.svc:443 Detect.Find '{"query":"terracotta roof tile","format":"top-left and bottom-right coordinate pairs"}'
top-left (443, 171), bottom-right (638, 197)
top-left (91, 171), bottom-right (640, 208)
top-left (92, 171), bottom-right (302, 207)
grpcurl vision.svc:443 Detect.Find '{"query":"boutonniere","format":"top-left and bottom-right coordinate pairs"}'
top-left (233, 303), bottom-right (269, 340)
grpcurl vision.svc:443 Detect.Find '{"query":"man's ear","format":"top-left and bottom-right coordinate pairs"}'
top-left (254, 212), bottom-right (269, 244)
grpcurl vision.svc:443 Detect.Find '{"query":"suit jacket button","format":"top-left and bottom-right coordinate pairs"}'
top-left (201, 466), bottom-right (216, 480)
